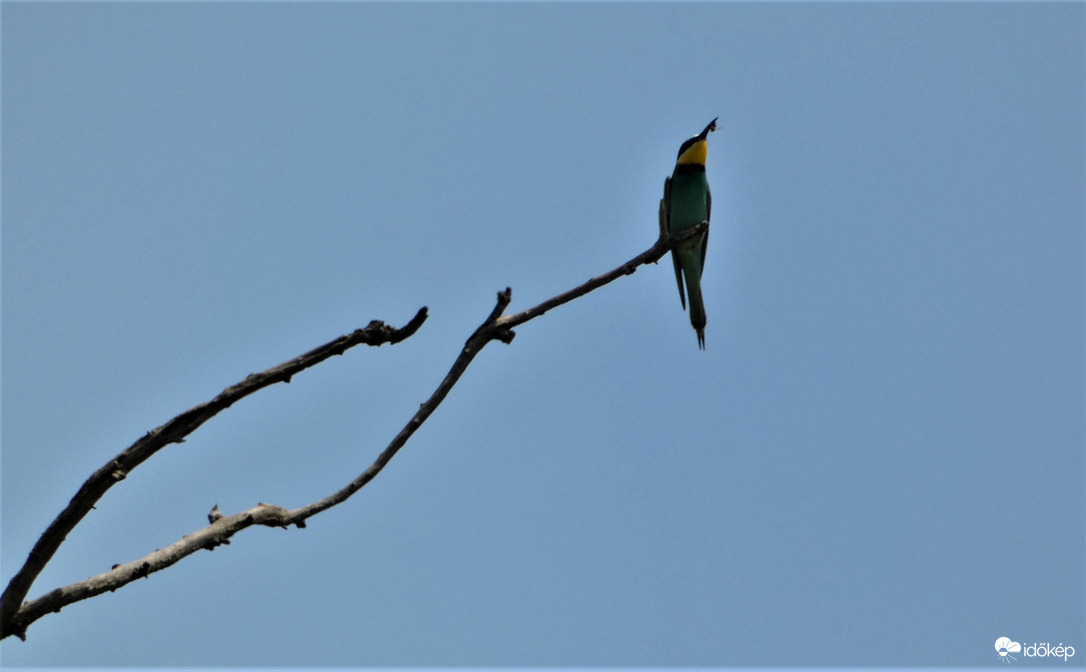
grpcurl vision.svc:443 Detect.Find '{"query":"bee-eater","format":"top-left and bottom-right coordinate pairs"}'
top-left (661, 117), bottom-right (716, 349)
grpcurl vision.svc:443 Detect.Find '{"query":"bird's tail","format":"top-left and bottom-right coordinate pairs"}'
top-left (683, 265), bottom-right (707, 350)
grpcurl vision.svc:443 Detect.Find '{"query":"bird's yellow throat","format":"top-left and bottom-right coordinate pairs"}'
top-left (677, 139), bottom-right (708, 166)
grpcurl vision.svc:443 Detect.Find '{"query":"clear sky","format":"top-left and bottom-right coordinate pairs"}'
top-left (2, 2), bottom-right (1083, 668)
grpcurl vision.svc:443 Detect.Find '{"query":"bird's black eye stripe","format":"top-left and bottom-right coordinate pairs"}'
top-left (676, 137), bottom-right (696, 160)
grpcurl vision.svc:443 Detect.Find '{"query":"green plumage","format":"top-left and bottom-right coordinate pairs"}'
top-left (662, 118), bottom-right (715, 349)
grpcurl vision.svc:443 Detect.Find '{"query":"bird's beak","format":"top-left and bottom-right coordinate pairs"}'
top-left (699, 117), bottom-right (718, 139)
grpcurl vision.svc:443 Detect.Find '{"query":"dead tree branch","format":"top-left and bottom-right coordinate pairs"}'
top-left (0, 310), bottom-right (427, 640)
top-left (1, 224), bottom-right (703, 640)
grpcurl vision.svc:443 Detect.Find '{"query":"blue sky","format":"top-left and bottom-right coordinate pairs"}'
top-left (2, 2), bottom-right (1083, 668)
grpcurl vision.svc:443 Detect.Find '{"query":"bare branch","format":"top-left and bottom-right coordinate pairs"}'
top-left (1, 224), bottom-right (706, 640)
top-left (0, 309), bottom-right (428, 640)
top-left (3, 502), bottom-right (297, 639)
top-left (291, 288), bottom-right (514, 523)
top-left (499, 239), bottom-right (667, 331)
top-left (499, 221), bottom-right (705, 333)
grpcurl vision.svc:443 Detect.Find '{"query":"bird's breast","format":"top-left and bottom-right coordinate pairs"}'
top-left (667, 170), bottom-right (710, 234)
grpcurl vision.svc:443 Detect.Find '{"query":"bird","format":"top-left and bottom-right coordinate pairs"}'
top-left (208, 504), bottom-right (222, 524)
top-left (660, 118), bottom-right (717, 349)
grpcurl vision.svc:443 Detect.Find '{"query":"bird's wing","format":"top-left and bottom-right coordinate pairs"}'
top-left (700, 185), bottom-right (711, 272)
top-left (659, 176), bottom-right (670, 242)
top-left (663, 176), bottom-right (687, 309)
top-left (672, 249), bottom-right (687, 309)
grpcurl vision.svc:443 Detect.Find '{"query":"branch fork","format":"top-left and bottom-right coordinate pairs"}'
top-left (1, 226), bottom-right (698, 640)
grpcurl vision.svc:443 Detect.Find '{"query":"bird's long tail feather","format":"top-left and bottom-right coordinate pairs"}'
top-left (683, 263), bottom-right (707, 350)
